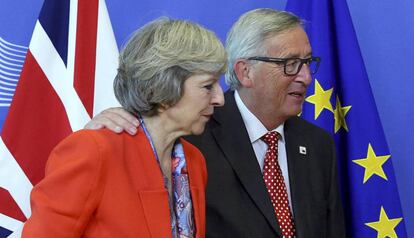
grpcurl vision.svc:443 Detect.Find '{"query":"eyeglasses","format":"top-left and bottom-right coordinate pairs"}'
top-left (247, 56), bottom-right (321, 76)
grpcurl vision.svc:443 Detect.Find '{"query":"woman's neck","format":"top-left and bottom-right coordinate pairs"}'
top-left (141, 115), bottom-right (182, 161)
top-left (142, 114), bottom-right (183, 197)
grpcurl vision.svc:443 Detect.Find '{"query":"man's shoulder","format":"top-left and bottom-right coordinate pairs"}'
top-left (286, 116), bottom-right (331, 137)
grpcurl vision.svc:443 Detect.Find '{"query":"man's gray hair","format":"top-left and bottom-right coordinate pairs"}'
top-left (225, 8), bottom-right (303, 90)
top-left (114, 17), bottom-right (227, 116)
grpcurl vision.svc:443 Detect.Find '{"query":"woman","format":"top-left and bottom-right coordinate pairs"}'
top-left (22, 17), bottom-right (226, 238)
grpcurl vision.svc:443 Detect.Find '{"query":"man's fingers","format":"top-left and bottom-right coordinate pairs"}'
top-left (85, 116), bottom-right (122, 133)
top-left (102, 108), bottom-right (140, 127)
top-left (85, 122), bottom-right (104, 130)
top-left (85, 107), bottom-right (139, 135)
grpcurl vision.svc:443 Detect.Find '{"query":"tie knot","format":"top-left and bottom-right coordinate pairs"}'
top-left (261, 131), bottom-right (279, 147)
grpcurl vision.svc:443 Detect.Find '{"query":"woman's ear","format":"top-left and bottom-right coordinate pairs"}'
top-left (234, 59), bottom-right (253, 88)
top-left (157, 103), bottom-right (170, 113)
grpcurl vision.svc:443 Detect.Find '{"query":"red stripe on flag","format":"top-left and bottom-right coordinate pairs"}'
top-left (73, 0), bottom-right (99, 117)
top-left (0, 188), bottom-right (26, 222)
top-left (2, 51), bottom-right (72, 186)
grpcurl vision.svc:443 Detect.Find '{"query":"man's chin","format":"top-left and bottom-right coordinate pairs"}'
top-left (286, 107), bottom-right (303, 118)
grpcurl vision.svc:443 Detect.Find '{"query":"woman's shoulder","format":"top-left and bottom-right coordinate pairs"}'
top-left (69, 128), bottom-right (145, 146)
top-left (50, 128), bottom-right (146, 162)
top-left (49, 129), bottom-right (121, 162)
top-left (47, 128), bottom-right (146, 172)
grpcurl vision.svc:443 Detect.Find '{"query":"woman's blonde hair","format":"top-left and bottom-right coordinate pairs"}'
top-left (114, 17), bottom-right (227, 116)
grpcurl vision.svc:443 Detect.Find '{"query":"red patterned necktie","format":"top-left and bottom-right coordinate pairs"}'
top-left (262, 131), bottom-right (296, 237)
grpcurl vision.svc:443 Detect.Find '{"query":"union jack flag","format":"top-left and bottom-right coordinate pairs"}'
top-left (0, 0), bottom-right (119, 237)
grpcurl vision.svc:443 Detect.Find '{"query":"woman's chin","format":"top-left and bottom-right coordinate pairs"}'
top-left (190, 124), bottom-right (207, 136)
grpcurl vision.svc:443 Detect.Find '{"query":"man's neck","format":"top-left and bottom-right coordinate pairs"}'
top-left (237, 89), bottom-right (287, 130)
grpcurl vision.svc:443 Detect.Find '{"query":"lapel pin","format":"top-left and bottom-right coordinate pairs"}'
top-left (299, 146), bottom-right (307, 155)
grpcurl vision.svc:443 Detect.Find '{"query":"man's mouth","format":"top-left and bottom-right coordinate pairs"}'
top-left (288, 92), bottom-right (305, 98)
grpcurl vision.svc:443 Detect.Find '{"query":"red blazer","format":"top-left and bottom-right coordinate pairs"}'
top-left (22, 128), bottom-right (207, 238)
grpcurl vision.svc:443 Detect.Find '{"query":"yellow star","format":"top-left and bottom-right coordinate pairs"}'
top-left (365, 206), bottom-right (403, 238)
top-left (353, 143), bottom-right (391, 183)
top-left (334, 95), bottom-right (352, 133)
top-left (305, 79), bottom-right (334, 120)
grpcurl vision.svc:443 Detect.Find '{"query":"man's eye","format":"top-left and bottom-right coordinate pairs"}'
top-left (285, 59), bottom-right (298, 67)
top-left (204, 84), bottom-right (213, 90)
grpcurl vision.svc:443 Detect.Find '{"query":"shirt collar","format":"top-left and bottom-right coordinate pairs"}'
top-left (234, 90), bottom-right (285, 143)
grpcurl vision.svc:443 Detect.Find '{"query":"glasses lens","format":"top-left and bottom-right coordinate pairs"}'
top-left (285, 58), bottom-right (302, 75)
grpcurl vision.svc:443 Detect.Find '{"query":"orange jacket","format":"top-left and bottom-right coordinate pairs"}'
top-left (22, 128), bottom-right (207, 238)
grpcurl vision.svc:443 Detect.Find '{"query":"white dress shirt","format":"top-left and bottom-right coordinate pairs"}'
top-left (234, 90), bottom-right (293, 211)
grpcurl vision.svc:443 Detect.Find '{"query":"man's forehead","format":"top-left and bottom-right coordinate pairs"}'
top-left (263, 28), bottom-right (312, 57)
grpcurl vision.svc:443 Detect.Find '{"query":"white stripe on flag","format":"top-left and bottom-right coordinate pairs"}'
top-left (0, 213), bottom-right (23, 235)
top-left (30, 21), bottom-right (91, 132)
top-left (7, 224), bottom-right (23, 238)
top-left (66, 0), bottom-right (78, 88)
top-left (93, 0), bottom-right (120, 115)
top-left (0, 138), bottom-right (32, 218)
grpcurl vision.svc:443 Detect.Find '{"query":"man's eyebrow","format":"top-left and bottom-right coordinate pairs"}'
top-left (282, 52), bottom-right (313, 58)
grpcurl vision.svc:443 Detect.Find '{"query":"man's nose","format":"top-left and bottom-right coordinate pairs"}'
top-left (296, 63), bottom-right (313, 86)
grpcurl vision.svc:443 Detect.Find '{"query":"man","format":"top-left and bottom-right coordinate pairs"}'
top-left (86, 9), bottom-right (346, 238)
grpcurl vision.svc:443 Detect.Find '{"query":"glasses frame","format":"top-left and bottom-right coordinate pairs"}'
top-left (247, 56), bottom-right (321, 76)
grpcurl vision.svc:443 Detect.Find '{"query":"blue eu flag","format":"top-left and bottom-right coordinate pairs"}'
top-left (286, 0), bottom-right (407, 237)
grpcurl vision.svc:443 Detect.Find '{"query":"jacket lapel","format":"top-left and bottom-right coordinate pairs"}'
top-left (182, 141), bottom-right (205, 238)
top-left (129, 130), bottom-right (172, 237)
top-left (210, 91), bottom-right (281, 236)
top-left (284, 117), bottom-right (312, 238)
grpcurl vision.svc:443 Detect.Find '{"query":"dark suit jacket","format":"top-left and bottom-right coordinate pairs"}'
top-left (186, 91), bottom-right (346, 238)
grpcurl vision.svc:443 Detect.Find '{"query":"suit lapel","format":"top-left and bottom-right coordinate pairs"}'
top-left (210, 91), bottom-right (281, 236)
top-left (284, 117), bottom-right (312, 238)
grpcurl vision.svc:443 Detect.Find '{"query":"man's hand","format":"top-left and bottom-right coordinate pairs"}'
top-left (84, 107), bottom-right (139, 135)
